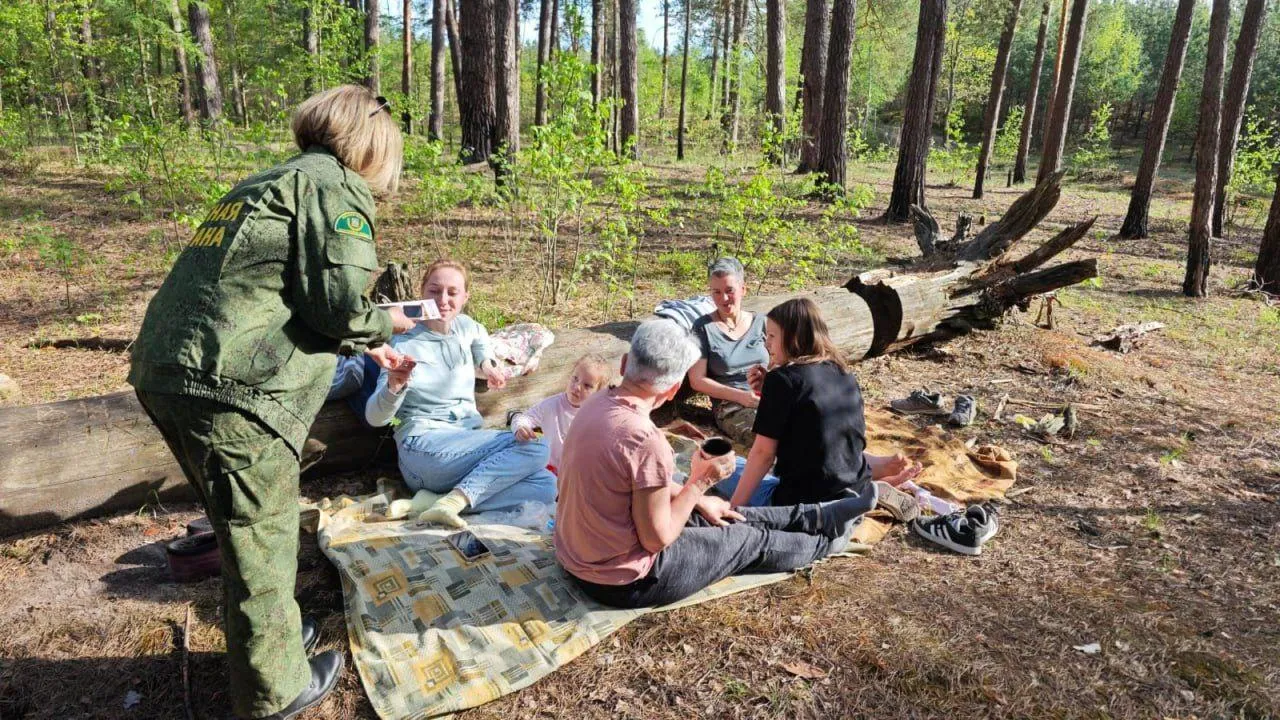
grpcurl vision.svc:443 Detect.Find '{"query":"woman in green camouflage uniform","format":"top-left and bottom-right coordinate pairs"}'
top-left (129, 86), bottom-right (416, 720)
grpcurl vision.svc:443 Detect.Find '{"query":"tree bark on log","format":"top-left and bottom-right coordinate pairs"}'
top-left (1118, 0), bottom-right (1194, 239)
top-left (1211, 0), bottom-right (1266, 238)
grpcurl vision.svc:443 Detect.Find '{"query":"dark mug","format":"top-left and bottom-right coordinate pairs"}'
top-left (701, 437), bottom-right (733, 457)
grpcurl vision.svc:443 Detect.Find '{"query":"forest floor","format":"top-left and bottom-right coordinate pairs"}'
top-left (1, 156), bottom-right (1279, 719)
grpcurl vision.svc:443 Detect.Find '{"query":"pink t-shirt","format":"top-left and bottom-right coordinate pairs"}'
top-left (554, 389), bottom-right (673, 585)
top-left (511, 393), bottom-right (576, 471)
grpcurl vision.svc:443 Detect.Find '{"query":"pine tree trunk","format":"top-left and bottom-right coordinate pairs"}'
top-left (591, 0), bottom-right (603, 108)
top-left (1256, 168), bottom-right (1280, 294)
top-left (400, 0), bottom-right (412, 132)
top-left (719, 0), bottom-right (733, 121)
top-left (429, 0), bottom-right (445, 139)
top-left (365, 0), bottom-right (380, 92)
top-left (550, 0), bottom-right (560, 56)
top-left (610, 0), bottom-right (620, 151)
top-left (444, 0), bottom-right (463, 108)
top-left (301, 5), bottom-right (318, 96)
top-left (535, 0), bottom-right (552, 125)
top-left (659, 0), bottom-right (670, 120)
top-left (1117, 0), bottom-right (1194, 239)
top-left (815, 0), bottom-right (856, 192)
top-left (458, 0), bottom-right (495, 163)
top-left (78, 9), bottom-right (101, 127)
top-left (706, 9), bottom-right (719, 120)
top-left (1041, 0), bottom-right (1069, 142)
top-left (170, 0), bottom-right (195, 125)
top-left (677, 0), bottom-right (691, 160)
top-left (728, 0), bottom-right (746, 146)
top-left (494, 0), bottom-right (519, 164)
top-left (973, 0), bottom-right (1022, 199)
top-left (618, 0), bottom-right (638, 158)
top-left (764, 0), bottom-right (786, 162)
top-left (187, 1), bottom-right (222, 122)
top-left (1211, 0), bottom-right (1266, 238)
top-left (225, 3), bottom-right (246, 126)
top-left (887, 0), bottom-right (946, 221)
top-left (1012, 0), bottom-right (1049, 184)
top-left (1183, 0), bottom-right (1230, 298)
top-left (796, 0), bottom-right (829, 172)
top-left (1035, 0), bottom-right (1087, 185)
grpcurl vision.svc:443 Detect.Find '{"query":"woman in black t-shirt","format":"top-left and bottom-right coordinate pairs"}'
top-left (727, 298), bottom-right (920, 507)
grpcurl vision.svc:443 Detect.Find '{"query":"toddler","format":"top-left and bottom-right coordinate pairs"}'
top-left (511, 354), bottom-right (614, 473)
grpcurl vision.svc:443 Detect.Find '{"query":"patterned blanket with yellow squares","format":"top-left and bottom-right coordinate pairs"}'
top-left (314, 408), bottom-right (1016, 719)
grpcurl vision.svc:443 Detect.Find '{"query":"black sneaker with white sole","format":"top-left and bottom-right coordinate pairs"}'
top-left (912, 511), bottom-right (983, 555)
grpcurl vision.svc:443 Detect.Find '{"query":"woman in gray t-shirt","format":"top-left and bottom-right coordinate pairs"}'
top-left (687, 257), bottom-right (769, 446)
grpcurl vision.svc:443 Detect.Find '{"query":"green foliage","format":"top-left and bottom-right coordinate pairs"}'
top-left (1070, 103), bottom-right (1116, 177)
top-left (930, 109), bottom-right (976, 187)
top-left (26, 218), bottom-right (90, 310)
top-left (1224, 113), bottom-right (1280, 232)
top-left (992, 105), bottom-right (1024, 170)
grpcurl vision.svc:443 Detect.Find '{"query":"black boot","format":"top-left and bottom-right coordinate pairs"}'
top-left (300, 616), bottom-right (319, 654)
top-left (261, 651), bottom-right (344, 719)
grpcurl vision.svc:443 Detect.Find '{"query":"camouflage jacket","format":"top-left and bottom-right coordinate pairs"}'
top-left (128, 147), bottom-right (393, 454)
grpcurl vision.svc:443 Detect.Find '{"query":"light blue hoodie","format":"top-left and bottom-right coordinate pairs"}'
top-left (365, 314), bottom-right (494, 439)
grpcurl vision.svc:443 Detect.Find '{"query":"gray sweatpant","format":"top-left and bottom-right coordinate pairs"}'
top-left (571, 503), bottom-right (847, 609)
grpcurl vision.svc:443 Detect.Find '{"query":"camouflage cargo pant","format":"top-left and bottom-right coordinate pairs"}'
top-left (714, 402), bottom-right (757, 448)
top-left (137, 391), bottom-right (310, 719)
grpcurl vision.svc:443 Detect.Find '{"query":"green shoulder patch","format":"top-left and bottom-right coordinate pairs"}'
top-left (334, 211), bottom-right (373, 240)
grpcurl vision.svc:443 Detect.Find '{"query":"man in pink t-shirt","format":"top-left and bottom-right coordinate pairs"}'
top-left (553, 320), bottom-right (876, 609)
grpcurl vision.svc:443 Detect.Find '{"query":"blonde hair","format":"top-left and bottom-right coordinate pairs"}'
top-left (291, 85), bottom-right (404, 196)
top-left (574, 353), bottom-right (614, 380)
top-left (421, 259), bottom-right (470, 293)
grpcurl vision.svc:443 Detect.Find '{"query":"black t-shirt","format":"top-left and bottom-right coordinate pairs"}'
top-left (751, 360), bottom-right (872, 505)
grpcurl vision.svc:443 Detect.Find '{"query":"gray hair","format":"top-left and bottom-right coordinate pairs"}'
top-left (624, 320), bottom-right (701, 391)
top-left (707, 256), bottom-right (745, 284)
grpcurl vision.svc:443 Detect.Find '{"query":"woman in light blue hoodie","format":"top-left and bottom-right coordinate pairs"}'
top-left (366, 260), bottom-right (556, 527)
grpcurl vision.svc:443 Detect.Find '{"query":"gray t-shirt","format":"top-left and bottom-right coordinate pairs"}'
top-left (692, 312), bottom-right (769, 396)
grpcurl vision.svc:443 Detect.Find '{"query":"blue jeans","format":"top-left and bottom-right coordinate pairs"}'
top-left (398, 429), bottom-right (557, 512)
top-left (712, 457), bottom-right (780, 506)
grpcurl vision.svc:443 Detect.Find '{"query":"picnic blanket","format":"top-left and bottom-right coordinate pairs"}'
top-left (314, 410), bottom-right (1017, 719)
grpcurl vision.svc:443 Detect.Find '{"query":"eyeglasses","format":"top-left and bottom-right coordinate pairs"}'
top-left (369, 96), bottom-right (391, 118)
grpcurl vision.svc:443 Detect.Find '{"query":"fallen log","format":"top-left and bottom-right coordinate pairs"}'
top-left (0, 173), bottom-right (1097, 536)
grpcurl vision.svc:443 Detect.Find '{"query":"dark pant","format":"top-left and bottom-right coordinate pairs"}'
top-left (137, 391), bottom-right (310, 719)
top-left (572, 504), bottom-right (837, 609)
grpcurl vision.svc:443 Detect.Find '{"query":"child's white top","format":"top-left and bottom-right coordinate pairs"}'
top-left (511, 392), bottom-right (578, 470)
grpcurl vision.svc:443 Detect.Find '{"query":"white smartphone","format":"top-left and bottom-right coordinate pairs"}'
top-left (378, 299), bottom-right (441, 321)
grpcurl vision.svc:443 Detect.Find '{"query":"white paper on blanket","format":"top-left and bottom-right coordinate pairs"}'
top-left (490, 323), bottom-right (555, 379)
